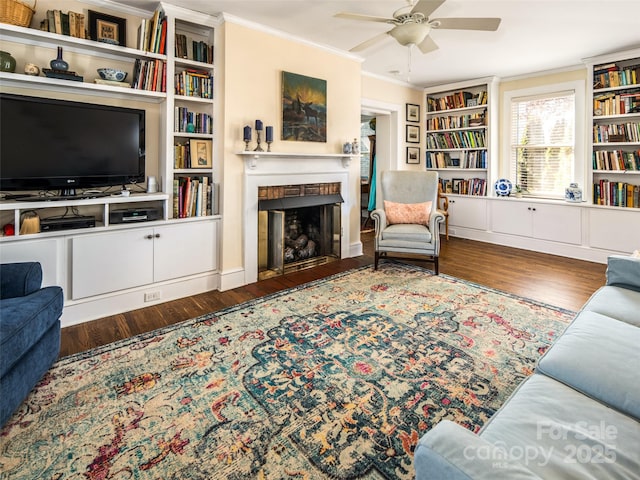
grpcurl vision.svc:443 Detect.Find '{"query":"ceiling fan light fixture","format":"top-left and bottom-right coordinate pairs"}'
top-left (388, 23), bottom-right (431, 46)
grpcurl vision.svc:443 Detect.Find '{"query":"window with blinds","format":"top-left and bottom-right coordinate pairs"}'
top-left (509, 90), bottom-right (576, 198)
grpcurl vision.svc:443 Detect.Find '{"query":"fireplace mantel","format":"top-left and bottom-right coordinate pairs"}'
top-left (241, 151), bottom-right (352, 285)
top-left (237, 151), bottom-right (353, 169)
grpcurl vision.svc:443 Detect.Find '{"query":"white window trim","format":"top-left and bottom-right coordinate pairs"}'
top-left (501, 80), bottom-right (586, 196)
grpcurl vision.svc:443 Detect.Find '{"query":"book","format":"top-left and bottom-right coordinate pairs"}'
top-left (94, 79), bottom-right (131, 88)
top-left (61, 12), bottom-right (70, 36)
top-left (53, 10), bottom-right (62, 34)
top-left (137, 19), bottom-right (147, 50)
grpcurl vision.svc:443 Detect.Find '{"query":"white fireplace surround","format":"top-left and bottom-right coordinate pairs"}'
top-left (241, 152), bottom-right (353, 285)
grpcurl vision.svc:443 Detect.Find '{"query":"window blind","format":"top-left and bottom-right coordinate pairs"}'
top-left (510, 90), bottom-right (575, 198)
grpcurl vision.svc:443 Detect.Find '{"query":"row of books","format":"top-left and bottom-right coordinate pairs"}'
top-left (173, 176), bottom-right (214, 218)
top-left (427, 113), bottom-right (485, 130)
top-left (132, 59), bottom-right (166, 92)
top-left (427, 90), bottom-right (487, 112)
top-left (593, 63), bottom-right (639, 89)
top-left (174, 141), bottom-right (213, 169)
top-left (593, 150), bottom-right (640, 171)
top-left (427, 130), bottom-right (486, 150)
top-left (439, 178), bottom-right (487, 196)
top-left (593, 122), bottom-right (640, 143)
top-left (40, 10), bottom-right (86, 38)
top-left (137, 10), bottom-right (167, 54)
top-left (174, 107), bottom-right (212, 134)
top-left (593, 91), bottom-right (640, 116)
top-left (593, 180), bottom-right (640, 208)
top-left (175, 34), bottom-right (214, 64)
top-left (425, 150), bottom-right (487, 169)
top-left (175, 70), bottom-right (213, 98)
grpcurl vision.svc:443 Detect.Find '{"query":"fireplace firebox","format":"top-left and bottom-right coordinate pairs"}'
top-left (258, 183), bottom-right (342, 280)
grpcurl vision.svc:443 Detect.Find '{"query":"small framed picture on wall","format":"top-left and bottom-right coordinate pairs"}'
top-left (406, 124), bottom-right (420, 143)
top-left (406, 146), bottom-right (420, 164)
top-left (406, 103), bottom-right (420, 122)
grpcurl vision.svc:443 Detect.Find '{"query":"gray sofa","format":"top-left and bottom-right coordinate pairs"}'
top-left (414, 254), bottom-right (640, 479)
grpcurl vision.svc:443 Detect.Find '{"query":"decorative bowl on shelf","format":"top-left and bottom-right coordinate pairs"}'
top-left (97, 68), bottom-right (127, 82)
top-left (494, 178), bottom-right (513, 196)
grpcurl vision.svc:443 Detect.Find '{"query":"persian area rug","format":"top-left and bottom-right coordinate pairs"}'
top-left (0, 263), bottom-right (574, 480)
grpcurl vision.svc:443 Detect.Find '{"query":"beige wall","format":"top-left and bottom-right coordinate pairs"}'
top-left (362, 75), bottom-right (425, 172)
top-left (219, 21), bottom-right (362, 276)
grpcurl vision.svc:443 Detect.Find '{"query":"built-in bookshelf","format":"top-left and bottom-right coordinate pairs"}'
top-left (424, 77), bottom-right (498, 197)
top-left (585, 48), bottom-right (640, 209)
top-left (0, 1), bottom-right (222, 324)
top-left (159, 5), bottom-right (217, 219)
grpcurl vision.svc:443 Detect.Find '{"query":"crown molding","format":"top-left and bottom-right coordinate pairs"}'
top-left (362, 70), bottom-right (426, 91)
top-left (220, 13), bottom-right (363, 63)
top-left (83, 0), bottom-right (154, 17)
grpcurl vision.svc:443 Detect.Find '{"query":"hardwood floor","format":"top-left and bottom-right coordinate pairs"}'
top-left (59, 233), bottom-right (607, 357)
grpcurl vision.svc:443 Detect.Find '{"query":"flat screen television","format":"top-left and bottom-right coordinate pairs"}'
top-left (0, 93), bottom-right (145, 195)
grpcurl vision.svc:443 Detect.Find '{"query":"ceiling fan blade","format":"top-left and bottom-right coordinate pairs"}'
top-left (431, 17), bottom-right (502, 31)
top-left (334, 12), bottom-right (394, 23)
top-left (410, 0), bottom-right (446, 18)
top-left (350, 31), bottom-right (391, 52)
top-left (417, 35), bottom-right (439, 54)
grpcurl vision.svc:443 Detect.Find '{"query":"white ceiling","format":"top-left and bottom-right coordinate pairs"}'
top-left (115, 0), bottom-right (640, 87)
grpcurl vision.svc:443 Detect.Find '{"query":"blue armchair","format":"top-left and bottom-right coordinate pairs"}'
top-left (0, 262), bottom-right (63, 427)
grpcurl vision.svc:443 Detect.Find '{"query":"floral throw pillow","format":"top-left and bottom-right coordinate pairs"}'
top-left (384, 200), bottom-right (432, 225)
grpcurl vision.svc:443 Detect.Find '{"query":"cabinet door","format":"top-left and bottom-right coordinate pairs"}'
top-left (533, 204), bottom-right (581, 244)
top-left (72, 228), bottom-right (154, 299)
top-left (589, 208), bottom-right (640, 253)
top-left (490, 201), bottom-right (532, 236)
top-left (153, 221), bottom-right (216, 282)
top-left (0, 238), bottom-right (62, 288)
top-left (448, 197), bottom-right (488, 230)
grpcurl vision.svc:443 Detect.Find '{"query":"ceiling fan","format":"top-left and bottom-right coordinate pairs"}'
top-left (335, 0), bottom-right (501, 54)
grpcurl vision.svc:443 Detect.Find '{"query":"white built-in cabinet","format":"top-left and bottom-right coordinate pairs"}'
top-left (72, 221), bottom-right (216, 299)
top-left (0, 1), bottom-right (221, 326)
top-left (490, 201), bottom-right (582, 245)
top-left (447, 196), bottom-right (487, 231)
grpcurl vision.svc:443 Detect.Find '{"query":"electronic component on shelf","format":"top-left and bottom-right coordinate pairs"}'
top-left (109, 207), bottom-right (162, 224)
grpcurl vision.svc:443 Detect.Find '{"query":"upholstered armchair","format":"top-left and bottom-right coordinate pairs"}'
top-left (370, 170), bottom-right (445, 273)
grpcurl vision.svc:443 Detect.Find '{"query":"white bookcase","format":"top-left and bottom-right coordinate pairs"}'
top-left (424, 77), bottom-right (498, 197)
top-left (0, 1), bottom-right (221, 326)
top-left (158, 3), bottom-right (218, 219)
top-left (584, 47), bottom-right (640, 209)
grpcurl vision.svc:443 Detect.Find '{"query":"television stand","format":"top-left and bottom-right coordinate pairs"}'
top-left (22, 192), bottom-right (110, 202)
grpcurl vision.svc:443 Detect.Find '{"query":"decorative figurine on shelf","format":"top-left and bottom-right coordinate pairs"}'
top-left (343, 142), bottom-right (352, 154)
top-left (50, 47), bottom-right (69, 71)
top-left (243, 125), bottom-right (252, 151)
top-left (266, 126), bottom-right (273, 152)
top-left (0, 51), bottom-right (16, 73)
top-left (351, 138), bottom-right (359, 155)
top-left (24, 63), bottom-right (40, 76)
top-left (254, 119), bottom-right (264, 152)
top-left (565, 183), bottom-right (582, 203)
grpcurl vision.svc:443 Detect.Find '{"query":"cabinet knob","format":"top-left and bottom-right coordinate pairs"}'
top-left (155, 233), bottom-right (160, 238)
top-left (145, 234), bottom-right (153, 239)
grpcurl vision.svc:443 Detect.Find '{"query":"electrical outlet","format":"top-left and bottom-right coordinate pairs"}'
top-left (144, 290), bottom-right (161, 302)
top-left (449, 229), bottom-right (456, 235)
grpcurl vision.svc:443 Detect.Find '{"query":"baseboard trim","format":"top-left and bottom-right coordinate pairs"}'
top-left (61, 273), bottom-right (220, 328)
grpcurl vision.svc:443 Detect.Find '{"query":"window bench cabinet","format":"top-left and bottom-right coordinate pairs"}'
top-left (490, 199), bottom-right (582, 245)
